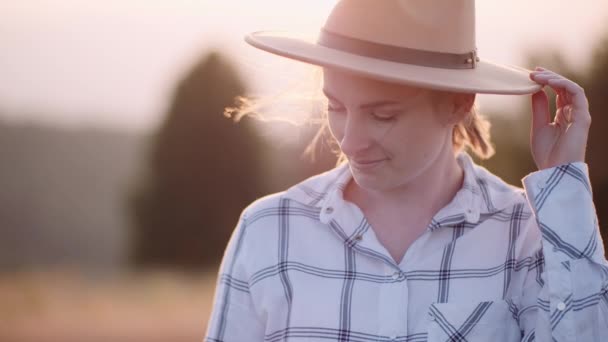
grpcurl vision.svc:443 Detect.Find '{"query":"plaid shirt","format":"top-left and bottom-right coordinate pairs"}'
top-left (205, 152), bottom-right (608, 341)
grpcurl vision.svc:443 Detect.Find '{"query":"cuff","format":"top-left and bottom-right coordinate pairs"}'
top-left (522, 162), bottom-right (602, 261)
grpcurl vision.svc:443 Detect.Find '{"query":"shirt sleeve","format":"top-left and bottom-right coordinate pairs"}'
top-left (204, 211), bottom-right (266, 341)
top-left (518, 162), bottom-right (608, 341)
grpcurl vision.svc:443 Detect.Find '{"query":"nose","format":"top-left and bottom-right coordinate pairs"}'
top-left (339, 114), bottom-right (374, 157)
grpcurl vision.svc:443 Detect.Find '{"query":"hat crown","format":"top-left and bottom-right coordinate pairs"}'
top-left (323, 0), bottom-right (476, 54)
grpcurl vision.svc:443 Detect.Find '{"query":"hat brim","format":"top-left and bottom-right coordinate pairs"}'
top-left (245, 31), bottom-right (542, 95)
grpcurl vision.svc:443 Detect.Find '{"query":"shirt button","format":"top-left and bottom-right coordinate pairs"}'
top-left (325, 207), bottom-right (334, 214)
top-left (557, 302), bottom-right (566, 311)
top-left (391, 271), bottom-right (402, 280)
top-left (354, 234), bottom-right (363, 241)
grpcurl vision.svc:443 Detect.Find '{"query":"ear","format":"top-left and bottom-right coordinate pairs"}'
top-left (448, 93), bottom-right (476, 124)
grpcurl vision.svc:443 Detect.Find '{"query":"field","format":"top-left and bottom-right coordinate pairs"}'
top-left (0, 270), bottom-right (218, 342)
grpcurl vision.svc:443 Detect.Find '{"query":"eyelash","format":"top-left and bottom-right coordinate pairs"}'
top-left (327, 106), bottom-right (395, 122)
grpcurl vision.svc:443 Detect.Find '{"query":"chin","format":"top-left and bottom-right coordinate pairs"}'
top-left (351, 171), bottom-right (396, 192)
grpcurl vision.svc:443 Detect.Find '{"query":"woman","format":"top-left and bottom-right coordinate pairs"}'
top-left (205, 1), bottom-right (607, 341)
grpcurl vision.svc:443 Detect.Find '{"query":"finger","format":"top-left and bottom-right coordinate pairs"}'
top-left (530, 74), bottom-right (567, 97)
top-left (547, 81), bottom-right (591, 127)
top-left (530, 74), bottom-right (587, 109)
top-left (530, 69), bottom-right (556, 79)
top-left (556, 93), bottom-right (566, 108)
top-left (529, 71), bottom-right (587, 103)
top-left (531, 90), bottom-right (551, 132)
top-left (546, 78), bottom-right (588, 109)
top-left (530, 72), bottom-right (565, 82)
top-left (554, 107), bottom-right (571, 128)
top-left (554, 85), bottom-right (570, 108)
top-left (530, 69), bottom-right (570, 84)
top-left (534, 66), bottom-right (557, 74)
top-left (529, 72), bottom-right (565, 86)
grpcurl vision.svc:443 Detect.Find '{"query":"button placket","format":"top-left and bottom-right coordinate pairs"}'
top-left (380, 266), bottom-right (407, 340)
top-left (391, 271), bottom-right (405, 281)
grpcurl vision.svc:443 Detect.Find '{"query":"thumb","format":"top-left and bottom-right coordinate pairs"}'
top-left (531, 90), bottom-right (551, 134)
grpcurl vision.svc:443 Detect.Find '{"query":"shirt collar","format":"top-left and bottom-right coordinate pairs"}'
top-left (283, 151), bottom-right (523, 232)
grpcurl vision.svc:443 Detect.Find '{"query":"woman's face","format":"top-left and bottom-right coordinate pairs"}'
top-left (323, 68), bottom-right (459, 192)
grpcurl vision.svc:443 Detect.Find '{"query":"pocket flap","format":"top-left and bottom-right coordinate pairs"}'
top-left (427, 300), bottom-right (520, 342)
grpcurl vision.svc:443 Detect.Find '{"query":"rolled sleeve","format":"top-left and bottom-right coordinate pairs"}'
top-left (518, 162), bottom-right (608, 341)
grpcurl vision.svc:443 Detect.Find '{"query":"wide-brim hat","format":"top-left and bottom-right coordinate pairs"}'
top-left (245, 0), bottom-right (542, 95)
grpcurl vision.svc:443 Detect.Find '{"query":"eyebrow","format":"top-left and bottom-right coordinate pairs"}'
top-left (322, 89), bottom-right (402, 109)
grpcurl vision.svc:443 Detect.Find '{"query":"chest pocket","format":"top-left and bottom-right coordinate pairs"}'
top-left (426, 299), bottom-right (521, 342)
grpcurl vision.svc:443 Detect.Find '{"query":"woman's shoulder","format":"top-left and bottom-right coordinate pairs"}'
top-left (240, 164), bottom-right (348, 225)
top-left (244, 165), bottom-right (348, 217)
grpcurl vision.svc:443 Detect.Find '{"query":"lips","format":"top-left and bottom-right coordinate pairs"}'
top-left (353, 159), bottom-right (385, 164)
top-left (350, 158), bottom-right (387, 170)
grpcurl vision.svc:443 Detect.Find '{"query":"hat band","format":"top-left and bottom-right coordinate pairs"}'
top-left (317, 28), bottom-right (479, 70)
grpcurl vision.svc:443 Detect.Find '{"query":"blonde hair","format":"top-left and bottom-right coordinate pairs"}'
top-left (225, 68), bottom-right (495, 165)
top-left (452, 102), bottom-right (495, 159)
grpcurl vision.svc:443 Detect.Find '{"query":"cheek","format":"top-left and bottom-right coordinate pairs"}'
top-left (385, 119), bottom-right (448, 156)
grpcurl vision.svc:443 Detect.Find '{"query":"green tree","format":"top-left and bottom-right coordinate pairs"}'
top-left (129, 51), bottom-right (265, 269)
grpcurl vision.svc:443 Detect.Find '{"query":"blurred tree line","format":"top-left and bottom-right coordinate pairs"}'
top-left (130, 36), bottom-right (608, 270)
top-left (0, 122), bottom-right (141, 271)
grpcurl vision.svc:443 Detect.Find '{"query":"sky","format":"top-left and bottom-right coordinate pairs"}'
top-left (1, 0), bottom-right (607, 133)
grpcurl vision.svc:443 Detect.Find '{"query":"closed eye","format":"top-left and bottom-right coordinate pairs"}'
top-left (371, 112), bottom-right (396, 122)
top-left (327, 106), bottom-right (397, 122)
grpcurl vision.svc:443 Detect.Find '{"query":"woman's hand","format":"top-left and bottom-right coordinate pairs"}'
top-left (529, 67), bottom-right (591, 170)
